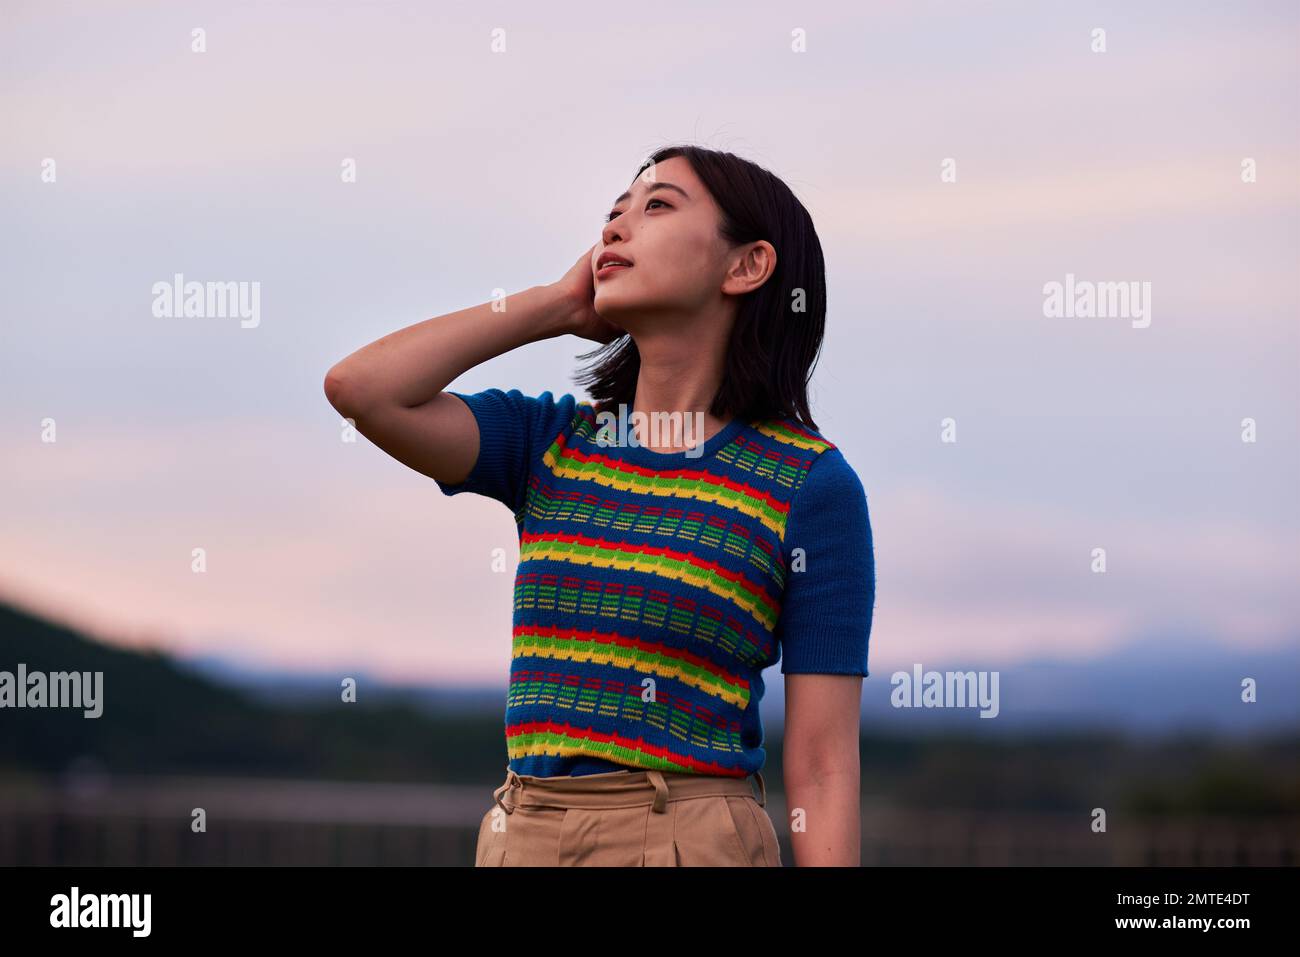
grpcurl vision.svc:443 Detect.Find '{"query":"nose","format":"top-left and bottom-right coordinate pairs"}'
top-left (600, 215), bottom-right (628, 247)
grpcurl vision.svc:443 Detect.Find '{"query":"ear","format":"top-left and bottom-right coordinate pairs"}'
top-left (721, 240), bottom-right (777, 295)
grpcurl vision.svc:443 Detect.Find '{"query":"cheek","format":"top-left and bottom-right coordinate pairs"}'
top-left (651, 231), bottom-right (716, 283)
top-left (614, 222), bottom-right (719, 301)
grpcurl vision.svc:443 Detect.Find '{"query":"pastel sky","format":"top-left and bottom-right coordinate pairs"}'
top-left (2, 0), bottom-right (1296, 686)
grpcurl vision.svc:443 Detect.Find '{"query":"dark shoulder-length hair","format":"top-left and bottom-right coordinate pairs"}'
top-left (572, 144), bottom-right (827, 432)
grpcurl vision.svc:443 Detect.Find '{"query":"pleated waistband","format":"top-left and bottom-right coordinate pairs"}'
top-left (493, 766), bottom-right (766, 814)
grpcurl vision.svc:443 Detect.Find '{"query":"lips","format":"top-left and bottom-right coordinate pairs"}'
top-left (596, 261), bottom-right (632, 279)
top-left (596, 250), bottom-right (634, 270)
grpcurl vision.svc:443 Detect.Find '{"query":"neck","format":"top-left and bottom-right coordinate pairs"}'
top-left (627, 322), bottom-right (731, 453)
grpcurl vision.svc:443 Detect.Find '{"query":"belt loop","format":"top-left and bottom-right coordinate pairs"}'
top-left (752, 770), bottom-right (766, 807)
top-left (493, 768), bottom-right (521, 815)
top-left (646, 769), bottom-right (669, 813)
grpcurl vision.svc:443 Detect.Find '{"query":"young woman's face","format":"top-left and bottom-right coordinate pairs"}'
top-left (592, 155), bottom-right (733, 328)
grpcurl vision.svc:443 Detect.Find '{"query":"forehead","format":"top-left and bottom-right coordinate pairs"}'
top-left (617, 155), bottom-right (697, 202)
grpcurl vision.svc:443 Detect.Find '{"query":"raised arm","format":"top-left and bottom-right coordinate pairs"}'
top-left (322, 245), bottom-right (622, 484)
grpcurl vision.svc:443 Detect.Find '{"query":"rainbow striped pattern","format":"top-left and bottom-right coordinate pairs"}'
top-left (437, 388), bottom-right (874, 778)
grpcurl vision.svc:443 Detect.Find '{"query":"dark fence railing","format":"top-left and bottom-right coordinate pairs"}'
top-left (2, 776), bottom-right (1295, 866)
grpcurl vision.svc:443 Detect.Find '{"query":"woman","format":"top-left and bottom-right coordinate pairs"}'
top-left (323, 144), bottom-right (876, 866)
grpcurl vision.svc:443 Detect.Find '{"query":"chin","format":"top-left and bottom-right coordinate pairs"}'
top-left (594, 291), bottom-right (640, 320)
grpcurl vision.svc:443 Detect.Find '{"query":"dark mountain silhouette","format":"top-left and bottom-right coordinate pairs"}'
top-left (2, 597), bottom-right (1298, 817)
top-left (0, 600), bottom-right (506, 783)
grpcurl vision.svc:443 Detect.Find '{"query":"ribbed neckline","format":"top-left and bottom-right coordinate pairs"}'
top-left (595, 411), bottom-right (750, 469)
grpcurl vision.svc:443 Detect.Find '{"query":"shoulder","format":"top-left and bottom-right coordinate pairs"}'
top-left (752, 415), bottom-right (863, 496)
top-left (759, 417), bottom-right (869, 544)
top-left (753, 417), bottom-right (838, 458)
top-left (447, 386), bottom-right (583, 456)
top-left (450, 386), bottom-right (577, 418)
top-left (525, 390), bottom-right (585, 455)
top-left (569, 397), bottom-right (602, 441)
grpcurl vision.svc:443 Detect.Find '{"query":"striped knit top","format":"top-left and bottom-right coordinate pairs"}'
top-left (436, 388), bottom-right (875, 779)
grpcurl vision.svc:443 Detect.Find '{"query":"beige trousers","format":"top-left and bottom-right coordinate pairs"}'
top-left (475, 766), bottom-right (782, 867)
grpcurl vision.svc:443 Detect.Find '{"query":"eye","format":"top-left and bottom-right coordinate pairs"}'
top-left (603, 198), bottom-right (671, 223)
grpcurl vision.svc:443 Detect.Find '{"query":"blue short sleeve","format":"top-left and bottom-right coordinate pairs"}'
top-left (435, 388), bottom-right (577, 516)
top-left (776, 447), bottom-right (875, 676)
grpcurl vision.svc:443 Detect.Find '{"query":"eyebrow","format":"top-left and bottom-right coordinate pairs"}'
top-left (610, 181), bottom-right (691, 207)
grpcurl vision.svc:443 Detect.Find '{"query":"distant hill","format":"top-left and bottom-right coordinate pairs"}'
top-left (174, 651), bottom-right (504, 716)
top-left (174, 631), bottom-right (1300, 739)
top-left (3, 597), bottom-right (1298, 815)
top-left (0, 600), bottom-right (507, 783)
top-left (842, 628), bottom-right (1300, 739)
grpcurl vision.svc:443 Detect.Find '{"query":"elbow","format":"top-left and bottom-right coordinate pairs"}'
top-left (323, 363), bottom-right (365, 416)
top-left (782, 715), bottom-right (862, 785)
top-left (783, 740), bottom-right (858, 787)
top-left (783, 754), bottom-right (856, 790)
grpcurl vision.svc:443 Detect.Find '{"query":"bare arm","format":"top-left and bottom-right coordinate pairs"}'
top-left (323, 246), bottom-right (622, 484)
top-left (782, 673), bottom-right (864, 866)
